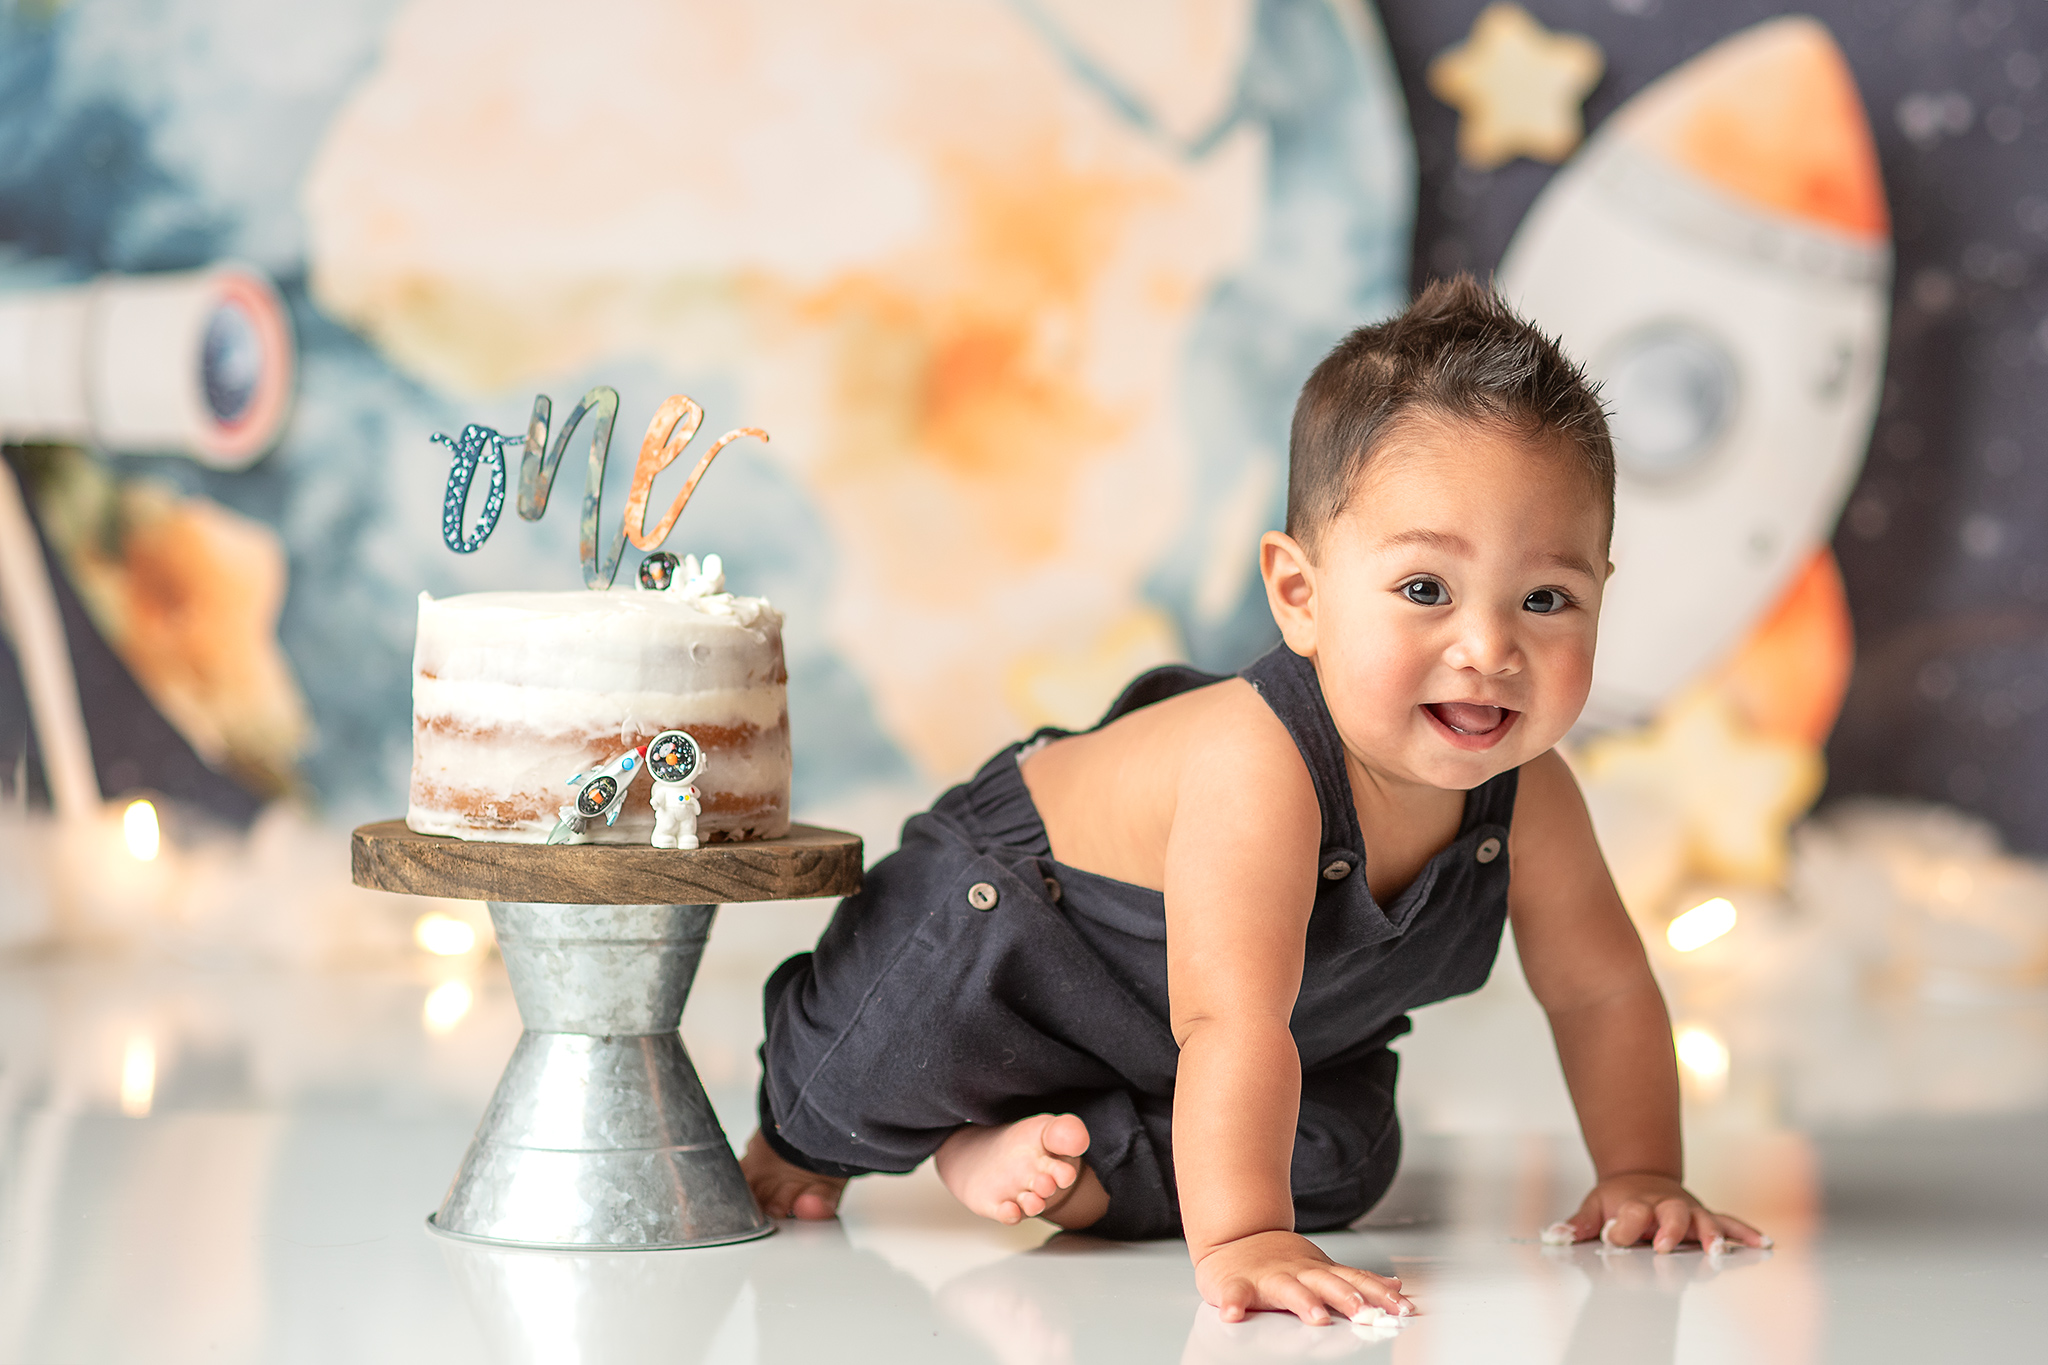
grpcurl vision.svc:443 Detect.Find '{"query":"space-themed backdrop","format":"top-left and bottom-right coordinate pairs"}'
top-left (0, 0), bottom-right (2044, 985)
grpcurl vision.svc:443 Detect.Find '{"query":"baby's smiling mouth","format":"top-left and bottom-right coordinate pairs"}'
top-left (1424, 702), bottom-right (1511, 736)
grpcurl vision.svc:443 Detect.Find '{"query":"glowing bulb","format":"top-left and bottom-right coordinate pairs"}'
top-left (414, 912), bottom-right (477, 956)
top-left (120, 1035), bottom-right (156, 1116)
top-left (1666, 897), bottom-right (1736, 952)
top-left (423, 980), bottom-right (473, 1034)
top-left (123, 799), bottom-right (160, 861)
top-left (1675, 1027), bottom-right (1730, 1084)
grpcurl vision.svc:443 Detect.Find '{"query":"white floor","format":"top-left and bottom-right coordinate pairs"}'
top-left (2, 903), bottom-right (2045, 1365)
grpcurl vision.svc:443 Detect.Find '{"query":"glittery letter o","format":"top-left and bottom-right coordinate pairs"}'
top-left (434, 424), bottom-right (508, 553)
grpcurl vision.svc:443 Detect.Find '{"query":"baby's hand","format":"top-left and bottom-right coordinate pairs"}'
top-left (1193, 1230), bottom-right (1415, 1325)
top-left (1544, 1173), bottom-right (1769, 1254)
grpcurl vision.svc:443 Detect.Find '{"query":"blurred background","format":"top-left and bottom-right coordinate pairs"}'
top-left (0, 1), bottom-right (2044, 1359)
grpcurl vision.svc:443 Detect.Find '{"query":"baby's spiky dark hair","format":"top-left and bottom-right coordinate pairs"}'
top-left (1285, 274), bottom-right (1613, 553)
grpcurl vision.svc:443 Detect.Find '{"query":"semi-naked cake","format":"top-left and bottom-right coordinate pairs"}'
top-left (406, 568), bottom-right (790, 844)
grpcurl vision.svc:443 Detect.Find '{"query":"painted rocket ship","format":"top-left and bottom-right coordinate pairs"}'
top-left (1497, 17), bottom-right (1889, 730)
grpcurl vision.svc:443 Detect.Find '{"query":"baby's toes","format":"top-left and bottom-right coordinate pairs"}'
top-left (1016, 1189), bottom-right (1048, 1218)
top-left (790, 1185), bottom-right (841, 1221)
top-left (1041, 1112), bottom-right (1091, 1159)
top-left (995, 1198), bottom-right (1025, 1225)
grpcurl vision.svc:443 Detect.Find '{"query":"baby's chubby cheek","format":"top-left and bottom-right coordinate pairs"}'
top-left (1523, 650), bottom-right (1597, 757)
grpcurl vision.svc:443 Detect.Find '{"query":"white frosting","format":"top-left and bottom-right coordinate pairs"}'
top-left (414, 587), bottom-right (781, 691)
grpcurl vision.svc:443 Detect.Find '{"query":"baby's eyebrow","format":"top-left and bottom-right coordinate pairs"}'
top-left (1378, 528), bottom-right (1472, 555)
top-left (1539, 550), bottom-right (1600, 580)
top-left (1379, 528), bottom-right (1598, 581)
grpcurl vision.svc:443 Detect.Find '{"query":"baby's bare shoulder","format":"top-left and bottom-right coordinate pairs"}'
top-left (1103, 678), bottom-right (1302, 770)
top-left (1151, 680), bottom-right (1318, 840)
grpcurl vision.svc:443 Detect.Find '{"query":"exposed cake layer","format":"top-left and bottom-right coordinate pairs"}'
top-left (405, 587), bottom-right (792, 844)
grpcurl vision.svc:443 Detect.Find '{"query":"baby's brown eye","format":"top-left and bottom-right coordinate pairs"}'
top-left (1524, 589), bottom-right (1567, 614)
top-left (1403, 579), bottom-right (1447, 606)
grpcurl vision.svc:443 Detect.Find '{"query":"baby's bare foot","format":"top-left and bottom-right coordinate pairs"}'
top-left (934, 1113), bottom-right (1106, 1228)
top-left (740, 1129), bottom-right (847, 1220)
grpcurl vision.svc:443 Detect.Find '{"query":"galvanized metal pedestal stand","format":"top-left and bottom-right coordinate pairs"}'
top-left (352, 820), bottom-right (863, 1250)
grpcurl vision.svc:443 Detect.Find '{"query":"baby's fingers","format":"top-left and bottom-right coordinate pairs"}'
top-left (1714, 1211), bottom-right (1772, 1249)
top-left (1211, 1275), bottom-right (1257, 1324)
top-left (1333, 1267), bottom-right (1415, 1318)
top-left (1549, 1190), bottom-right (1608, 1244)
top-left (1601, 1200), bottom-right (1656, 1248)
top-left (1302, 1268), bottom-right (1376, 1323)
top-left (1650, 1198), bottom-right (1692, 1253)
top-left (1264, 1271), bottom-right (1338, 1326)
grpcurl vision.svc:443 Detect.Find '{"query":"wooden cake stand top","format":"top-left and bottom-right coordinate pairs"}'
top-left (351, 820), bottom-right (863, 905)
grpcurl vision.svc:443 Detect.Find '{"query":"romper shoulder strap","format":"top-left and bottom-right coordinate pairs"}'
top-left (1238, 645), bottom-right (1525, 862)
top-left (1239, 645), bottom-right (1361, 865)
top-left (1094, 663), bottom-right (1229, 728)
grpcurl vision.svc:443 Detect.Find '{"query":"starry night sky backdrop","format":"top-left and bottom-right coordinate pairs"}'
top-left (1377, 0), bottom-right (2048, 852)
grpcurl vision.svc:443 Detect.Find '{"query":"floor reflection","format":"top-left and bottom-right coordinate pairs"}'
top-left (1550, 1244), bottom-right (1759, 1365)
top-left (0, 953), bottom-right (2042, 1364)
top-left (438, 1234), bottom-right (762, 1365)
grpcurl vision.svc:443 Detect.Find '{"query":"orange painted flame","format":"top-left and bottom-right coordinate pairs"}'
top-left (1622, 16), bottom-right (1889, 241)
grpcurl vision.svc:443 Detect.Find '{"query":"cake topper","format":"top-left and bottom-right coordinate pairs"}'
top-left (431, 389), bottom-right (767, 588)
top-left (646, 729), bottom-right (706, 850)
top-left (546, 745), bottom-right (644, 845)
top-left (621, 395), bottom-right (768, 553)
top-left (434, 424), bottom-right (513, 553)
top-left (638, 552), bottom-right (679, 591)
top-left (541, 730), bottom-right (710, 847)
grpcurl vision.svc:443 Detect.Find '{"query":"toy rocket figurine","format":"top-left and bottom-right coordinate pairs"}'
top-left (547, 746), bottom-right (645, 845)
top-left (646, 729), bottom-right (706, 850)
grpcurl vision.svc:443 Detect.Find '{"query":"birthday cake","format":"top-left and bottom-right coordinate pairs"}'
top-left (405, 555), bottom-right (791, 844)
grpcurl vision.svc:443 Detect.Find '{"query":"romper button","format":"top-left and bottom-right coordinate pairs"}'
top-left (967, 881), bottom-right (999, 911)
top-left (1322, 859), bottom-right (1352, 881)
top-left (1043, 877), bottom-right (1062, 904)
top-left (1475, 837), bottom-right (1502, 864)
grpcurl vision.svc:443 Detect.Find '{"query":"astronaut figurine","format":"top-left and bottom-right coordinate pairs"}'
top-left (646, 729), bottom-right (706, 850)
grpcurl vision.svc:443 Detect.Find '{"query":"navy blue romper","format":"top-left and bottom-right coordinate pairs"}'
top-left (759, 644), bottom-right (1518, 1241)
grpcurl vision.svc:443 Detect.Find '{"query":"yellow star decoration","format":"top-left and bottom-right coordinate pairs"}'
top-left (1576, 688), bottom-right (1824, 887)
top-left (1427, 3), bottom-right (1605, 170)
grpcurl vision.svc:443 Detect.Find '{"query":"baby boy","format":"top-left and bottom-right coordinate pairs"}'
top-left (740, 276), bottom-right (1765, 1324)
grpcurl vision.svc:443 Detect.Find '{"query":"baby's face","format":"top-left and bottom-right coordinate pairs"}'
top-left (1272, 417), bottom-right (1610, 791)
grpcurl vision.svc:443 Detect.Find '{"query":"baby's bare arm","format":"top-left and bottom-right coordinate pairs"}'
top-left (1510, 751), bottom-right (1767, 1250)
top-left (1164, 696), bottom-right (1413, 1322)
top-left (1510, 751), bottom-right (1680, 1178)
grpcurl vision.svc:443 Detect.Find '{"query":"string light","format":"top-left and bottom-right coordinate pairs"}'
top-left (1666, 896), bottom-right (1736, 952)
top-left (123, 799), bottom-right (160, 861)
top-left (414, 912), bottom-right (477, 956)
top-left (424, 980), bottom-right (474, 1034)
top-left (1675, 1026), bottom-right (1730, 1085)
top-left (120, 1035), bottom-right (156, 1116)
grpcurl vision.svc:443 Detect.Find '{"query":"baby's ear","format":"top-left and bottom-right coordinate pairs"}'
top-left (1259, 531), bottom-right (1319, 655)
